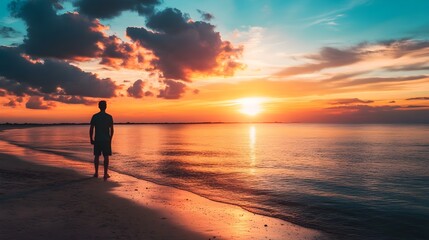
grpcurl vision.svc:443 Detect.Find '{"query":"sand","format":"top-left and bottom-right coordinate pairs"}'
top-left (0, 126), bottom-right (327, 240)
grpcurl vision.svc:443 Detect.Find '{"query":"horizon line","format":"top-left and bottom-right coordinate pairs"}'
top-left (1, 122), bottom-right (428, 125)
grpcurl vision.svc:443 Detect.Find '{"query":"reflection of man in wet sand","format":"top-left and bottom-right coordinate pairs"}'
top-left (90, 100), bottom-right (114, 181)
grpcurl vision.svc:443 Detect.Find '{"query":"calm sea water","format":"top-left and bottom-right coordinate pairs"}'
top-left (1, 124), bottom-right (429, 239)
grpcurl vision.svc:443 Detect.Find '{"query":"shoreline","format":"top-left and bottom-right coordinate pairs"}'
top-left (2, 122), bottom-right (428, 127)
top-left (0, 127), bottom-right (327, 240)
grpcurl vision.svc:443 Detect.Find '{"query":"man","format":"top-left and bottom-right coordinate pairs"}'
top-left (90, 100), bottom-right (114, 180)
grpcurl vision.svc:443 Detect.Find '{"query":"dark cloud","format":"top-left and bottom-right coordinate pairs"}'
top-left (405, 105), bottom-right (429, 108)
top-left (157, 79), bottom-right (187, 99)
top-left (100, 35), bottom-right (144, 68)
top-left (25, 96), bottom-right (54, 109)
top-left (127, 79), bottom-right (145, 98)
top-left (326, 104), bottom-right (428, 112)
top-left (0, 90), bottom-right (5, 96)
top-left (3, 96), bottom-right (23, 108)
top-left (9, 0), bottom-right (105, 59)
top-left (336, 75), bottom-right (428, 87)
top-left (144, 90), bottom-right (154, 97)
top-left (326, 104), bottom-right (399, 112)
top-left (74, 0), bottom-right (161, 19)
top-left (313, 104), bottom-right (429, 123)
top-left (0, 77), bottom-right (38, 97)
top-left (3, 99), bottom-right (18, 108)
top-left (386, 62), bottom-right (429, 72)
top-left (127, 8), bottom-right (243, 81)
top-left (277, 47), bottom-right (360, 76)
top-left (276, 39), bottom-right (429, 77)
top-left (0, 46), bottom-right (117, 101)
top-left (389, 101), bottom-right (396, 103)
top-left (324, 71), bottom-right (369, 83)
top-left (0, 26), bottom-right (21, 38)
top-left (328, 98), bottom-right (374, 105)
top-left (43, 95), bottom-right (96, 105)
top-left (197, 9), bottom-right (214, 21)
top-left (406, 97), bottom-right (429, 101)
top-left (9, 0), bottom-right (147, 68)
top-left (379, 39), bottom-right (429, 58)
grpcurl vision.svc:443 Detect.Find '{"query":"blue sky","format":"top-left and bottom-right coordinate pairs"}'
top-left (164, 0), bottom-right (429, 45)
top-left (2, 0), bottom-right (429, 48)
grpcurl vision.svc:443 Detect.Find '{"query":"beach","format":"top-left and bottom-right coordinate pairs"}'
top-left (0, 126), bottom-right (326, 240)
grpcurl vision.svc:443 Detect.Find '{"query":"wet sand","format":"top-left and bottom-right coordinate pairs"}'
top-left (0, 126), bottom-right (327, 240)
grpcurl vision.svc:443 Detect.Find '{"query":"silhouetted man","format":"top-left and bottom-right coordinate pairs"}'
top-left (90, 100), bottom-right (114, 180)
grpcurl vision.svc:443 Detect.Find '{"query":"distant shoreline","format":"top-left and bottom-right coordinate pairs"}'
top-left (1, 122), bottom-right (428, 127)
top-left (0, 121), bottom-right (288, 126)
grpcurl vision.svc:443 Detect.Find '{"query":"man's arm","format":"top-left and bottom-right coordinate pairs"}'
top-left (110, 116), bottom-right (114, 141)
top-left (110, 124), bottom-right (114, 141)
top-left (89, 124), bottom-right (95, 144)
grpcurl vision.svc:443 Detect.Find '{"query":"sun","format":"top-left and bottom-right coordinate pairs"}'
top-left (237, 98), bottom-right (263, 116)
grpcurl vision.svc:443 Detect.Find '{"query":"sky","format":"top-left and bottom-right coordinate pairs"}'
top-left (1, 0), bottom-right (429, 123)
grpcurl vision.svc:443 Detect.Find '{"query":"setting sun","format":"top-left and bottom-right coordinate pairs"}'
top-left (238, 98), bottom-right (263, 116)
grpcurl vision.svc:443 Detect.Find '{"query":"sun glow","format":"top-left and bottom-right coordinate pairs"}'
top-left (237, 98), bottom-right (264, 116)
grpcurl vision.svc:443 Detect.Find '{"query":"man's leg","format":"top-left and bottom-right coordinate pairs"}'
top-left (103, 155), bottom-right (109, 180)
top-left (94, 155), bottom-right (99, 177)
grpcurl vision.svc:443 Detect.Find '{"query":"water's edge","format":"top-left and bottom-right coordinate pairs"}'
top-left (0, 134), bottom-right (331, 238)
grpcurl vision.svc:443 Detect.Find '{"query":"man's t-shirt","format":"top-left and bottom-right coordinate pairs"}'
top-left (90, 112), bottom-right (113, 142)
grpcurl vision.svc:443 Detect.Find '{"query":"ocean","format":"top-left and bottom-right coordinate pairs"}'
top-left (1, 124), bottom-right (428, 239)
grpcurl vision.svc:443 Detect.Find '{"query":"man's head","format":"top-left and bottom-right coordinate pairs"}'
top-left (98, 100), bottom-right (107, 111)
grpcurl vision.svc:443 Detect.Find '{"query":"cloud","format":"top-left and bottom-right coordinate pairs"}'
top-left (9, 0), bottom-right (151, 69)
top-left (157, 79), bottom-right (187, 99)
top-left (276, 38), bottom-right (429, 77)
top-left (25, 96), bottom-right (54, 109)
top-left (144, 90), bottom-right (154, 97)
top-left (127, 8), bottom-right (243, 81)
top-left (9, 0), bottom-right (106, 59)
top-left (326, 104), bottom-right (397, 111)
top-left (0, 26), bottom-right (21, 38)
top-left (276, 47), bottom-right (360, 76)
top-left (386, 62), bottom-right (429, 72)
top-left (307, 14), bottom-right (345, 28)
top-left (326, 104), bottom-right (428, 113)
top-left (3, 99), bottom-right (18, 108)
top-left (0, 46), bottom-right (117, 101)
top-left (405, 105), bottom-right (429, 108)
top-left (127, 79), bottom-right (145, 98)
top-left (74, 0), bottom-right (161, 19)
top-left (335, 75), bottom-right (428, 88)
top-left (5, 2), bottom-right (244, 101)
top-left (197, 9), bottom-right (214, 21)
top-left (199, 73), bottom-right (428, 102)
top-left (99, 35), bottom-right (145, 69)
top-left (328, 98), bottom-right (374, 105)
top-left (406, 97), bottom-right (429, 101)
top-left (314, 104), bottom-right (429, 123)
top-left (3, 96), bottom-right (23, 108)
top-left (379, 39), bottom-right (429, 58)
top-left (323, 71), bottom-right (369, 83)
top-left (43, 95), bottom-right (96, 105)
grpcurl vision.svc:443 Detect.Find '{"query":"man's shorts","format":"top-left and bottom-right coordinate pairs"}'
top-left (94, 141), bottom-right (112, 156)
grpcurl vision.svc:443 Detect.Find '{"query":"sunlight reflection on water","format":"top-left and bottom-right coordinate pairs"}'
top-left (1, 123), bottom-right (429, 239)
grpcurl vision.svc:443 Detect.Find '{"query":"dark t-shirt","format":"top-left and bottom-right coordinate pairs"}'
top-left (90, 112), bottom-right (113, 142)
